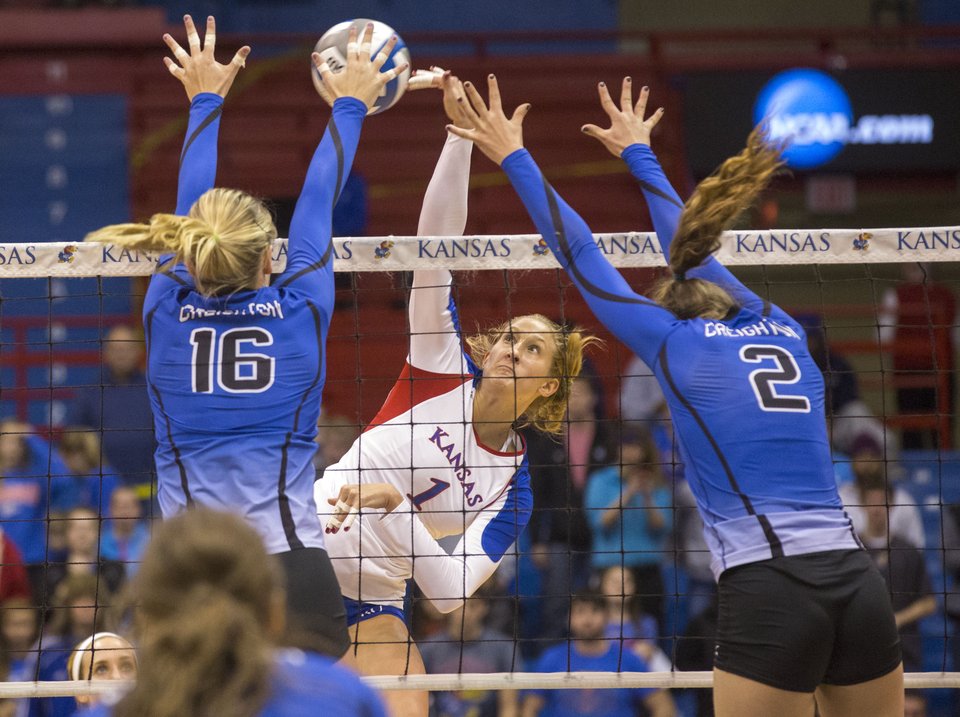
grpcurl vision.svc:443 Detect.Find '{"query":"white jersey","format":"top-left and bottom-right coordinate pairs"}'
top-left (316, 136), bottom-right (533, 612)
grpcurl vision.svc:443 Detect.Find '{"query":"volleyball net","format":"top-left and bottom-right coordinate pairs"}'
top-left (1, 228), bottom-right (959, 706)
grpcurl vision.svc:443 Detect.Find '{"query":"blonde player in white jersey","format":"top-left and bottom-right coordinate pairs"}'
top-left (315, 69), bottom-right (596, 715)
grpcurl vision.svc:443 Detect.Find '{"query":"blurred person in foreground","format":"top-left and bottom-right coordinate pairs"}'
top-left (85, 508), bottom-right (387, 717)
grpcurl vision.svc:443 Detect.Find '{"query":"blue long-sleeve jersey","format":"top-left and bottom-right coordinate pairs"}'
top-left (501, 147), bottom-right (860, 579)
top-left (142, 93), bottom-right (366, 554)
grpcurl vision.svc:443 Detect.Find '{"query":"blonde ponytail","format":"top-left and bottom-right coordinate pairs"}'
top-left (85, 188), bottom-right (277, 298)
top-left (84, 213), bottom-right (192, 254)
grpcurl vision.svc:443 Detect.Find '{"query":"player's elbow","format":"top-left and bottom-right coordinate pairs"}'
top-left (426, 595), bottom-right (466, 614)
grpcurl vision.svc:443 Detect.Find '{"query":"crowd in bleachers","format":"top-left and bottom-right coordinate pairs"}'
top-left (0, 290), bottom-right (956, 717)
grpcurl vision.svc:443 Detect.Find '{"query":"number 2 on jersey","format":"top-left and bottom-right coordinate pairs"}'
top-left (190, 327), bottom-right (276, 393)
top-left (739, 344), bottom-right (811, 412)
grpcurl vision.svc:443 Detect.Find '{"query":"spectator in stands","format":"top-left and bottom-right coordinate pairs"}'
top-left (42, 508), bottom-right (125, 604)
top-left (67, 632), bottom-right (138, 711)
top-left (859, 481), bottom-right (935, 672)
top-left (1, 598), bottom-right (40, 673)
top-left (674, 593), bottom-right (719, 717)
top-left (0, 644), bottom-right (13, 717)
top-left (523, 590), bottom-right (675, 717)
top-left (797, 313), bottom-right (891, 456)
top-left (410, 585), bottom-right (448, 645)
top-left (98, 487), bottom-right (150, 578)
top-left (584, 425), bottom-right (671, 629)
top-left (57, 429), bottom-right (120, 515)
top-left (0, 529), bottom-right (32, 604)
top-left (880, 263), bottom-right (956, 450)
top-left (838, 451), bottom-right (925, 549)
top-left (1, 597), bottom-right (42, 716)
top-left (523, 365), bottom-right (616, 649)
top-left (313, 414), bottom-right (359, 481)
top-left (420, 586), bottom-right (520, 717)
top-left (0, 420), bottom-right (75, 572)
top-left (939, 504), bottom-right (960, 712)
top-left (40, 574), bottom-right (116, 717)
top-left (46, 572), bottom-right (113, 644)
top-left (67, 325), bottom-right (156, 503)
top-left (597, 565), bottom-right (671, 672)
top-left (674, 479), bottom-right (715, 624)
top-left (903, 690), bottom-right (928, 717)
top-left (619, 354), bottom-right (673, 456)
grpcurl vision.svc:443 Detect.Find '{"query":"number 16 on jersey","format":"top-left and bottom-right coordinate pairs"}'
top-left (190, 327), bottom-right (276, 393)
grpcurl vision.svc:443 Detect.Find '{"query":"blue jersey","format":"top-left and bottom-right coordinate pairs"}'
top-left (501, 147), bottom-right (860, 578)
top-left (87, 649), bottom-right (387, 717)
top-left (143, 93), bottom-right (366, 553)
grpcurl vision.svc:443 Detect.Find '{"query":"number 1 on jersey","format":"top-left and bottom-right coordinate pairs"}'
top-left (407, 477), bottom-right (451, 511)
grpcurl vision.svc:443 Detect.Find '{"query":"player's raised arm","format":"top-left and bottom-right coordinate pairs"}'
top-left (164, 15), bottom-right (250, 215)
top-left (584, 78), bottom-right (776, 316)
top-left (447, 75), bottom-right (676, 367)
top-left (279, 23), bottom-right (407, 284)
top-left (406, 69), bottom-right (475, 373)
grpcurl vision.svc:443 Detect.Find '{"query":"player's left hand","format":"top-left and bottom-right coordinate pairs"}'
top-left (325, 483), bottom-right (405, 534)
top-left (163, 15), bottom-right (251, 101)
top-left (581, 77), bottom-right (664, 157)
top-left (446, 75), bottom-right (530, 165)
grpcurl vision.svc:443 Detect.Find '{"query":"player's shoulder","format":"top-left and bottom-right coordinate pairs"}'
top-left (267, 649), bottom-right (386, 716)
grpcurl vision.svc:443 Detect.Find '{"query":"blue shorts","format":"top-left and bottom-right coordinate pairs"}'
top-left (343, 597), bottom-right (406, 627)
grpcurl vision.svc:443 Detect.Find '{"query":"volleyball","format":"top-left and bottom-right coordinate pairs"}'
top-left (311, 19), bottom-right (411, 115)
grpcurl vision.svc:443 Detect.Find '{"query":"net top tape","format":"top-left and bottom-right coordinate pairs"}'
top-left (1, 671), bottom-right (958, 697)
top-left (1, 227), bottom-right (958, 278)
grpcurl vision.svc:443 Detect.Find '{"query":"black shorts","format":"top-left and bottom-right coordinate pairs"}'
top-left (715, 549), bottom-right (901, 692)
top-left (274, 548), bottom-right (350, 659)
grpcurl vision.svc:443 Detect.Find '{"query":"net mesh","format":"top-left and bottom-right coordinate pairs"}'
top-left (1, 231), bottom-right (959, 711)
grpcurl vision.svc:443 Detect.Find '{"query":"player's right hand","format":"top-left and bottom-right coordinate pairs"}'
top-left (163, 15), bottom-right (250, 101)
top-left (446, 75), bottom-right (530, 165)
top-left (409, 67), bottom-right (473, 130)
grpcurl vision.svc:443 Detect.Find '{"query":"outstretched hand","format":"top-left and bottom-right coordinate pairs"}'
top-left (446, 75), bottom-right (531, 165)
top-left (409, 66), bottom-right (473, 129)
top-left (581, 78), bottom-right (664, 157)
top-left (163, 15), bottom-right (250, 101)
top-left (311, 22), bottom-right (409, 111)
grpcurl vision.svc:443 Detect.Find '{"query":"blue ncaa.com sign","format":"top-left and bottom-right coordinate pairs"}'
top-left (753, 68), bottom-right (934, 169)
